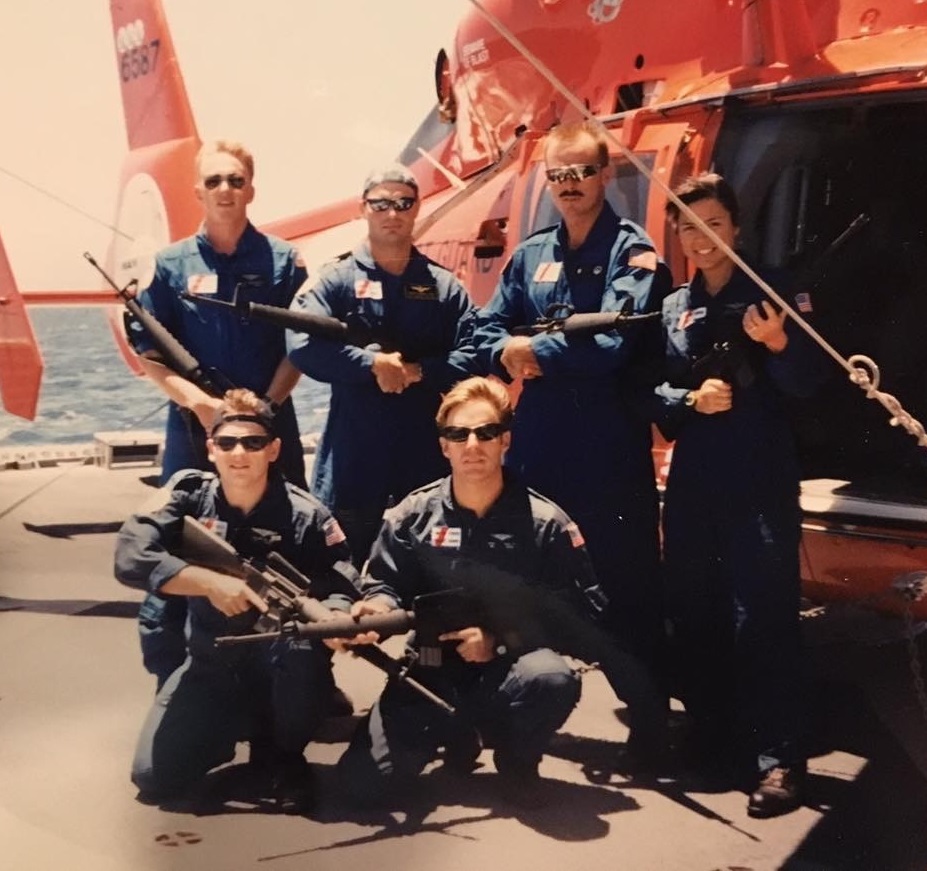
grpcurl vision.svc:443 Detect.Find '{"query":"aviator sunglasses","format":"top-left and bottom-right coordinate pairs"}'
top-left (364, 196), bottom-right (417, 213)
top-left (212, 434), bottom-right (273, 452)
top-left (438, 422), bottom-right (508, 443)
top-left (545, 163), bottom-right (602, 184)
top-left (203, 174), bottom-right (247, 191)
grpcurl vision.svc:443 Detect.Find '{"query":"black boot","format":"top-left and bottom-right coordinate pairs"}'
top-left (747, 765), bottom-right (805, 818)
top-left (271, 755), bottom-right (314, 815)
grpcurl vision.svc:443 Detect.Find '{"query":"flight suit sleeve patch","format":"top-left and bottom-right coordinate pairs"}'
top-left (323, 517), bottom-right (347, 546)
top-left (564, 522), bottom-right (585, 548)
top-left (627, 248), bottom-right (658, 272)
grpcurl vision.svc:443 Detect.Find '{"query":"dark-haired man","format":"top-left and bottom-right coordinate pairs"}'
top-left (115, 389), bottom-right (359, 811)
top-left (471, 121), bottom-right (671, 678)
top-left (287, 163), bottom-right (474, 568)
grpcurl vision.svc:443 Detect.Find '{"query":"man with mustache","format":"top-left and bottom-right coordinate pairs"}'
top-left (471, 122), bottom-right (671, 762)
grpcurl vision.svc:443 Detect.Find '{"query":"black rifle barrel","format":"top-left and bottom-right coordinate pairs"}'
top-left (84, 253), bottom-right (226, 397)
top-left (291, 609), bottom-right (414, 640)
top-left (513, 308), bottom-right (660, 337)
top-left (180, 292), bottom-right (358, 343)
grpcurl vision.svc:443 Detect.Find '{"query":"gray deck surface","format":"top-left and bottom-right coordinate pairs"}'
top-left (2, 463), bottom-right (927, 871)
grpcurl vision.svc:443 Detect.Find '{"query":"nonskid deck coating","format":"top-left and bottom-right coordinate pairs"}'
top-left (1, 464), bottom-right (927, 870)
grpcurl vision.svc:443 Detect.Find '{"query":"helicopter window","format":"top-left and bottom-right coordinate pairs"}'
top-left (524, 154), bottom-right (654, 238)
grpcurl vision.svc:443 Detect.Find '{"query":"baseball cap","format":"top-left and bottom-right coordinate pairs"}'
top-left (362, 163), bottom-right (419, 197)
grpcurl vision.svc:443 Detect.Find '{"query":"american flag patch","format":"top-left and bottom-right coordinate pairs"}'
top-left (354, 279), bottom-right (383, 300)
top-left (565, 522), bottom-right (585, 548)
top-left (430, 526), bottom-right (462, 548)
top-left (794, 292), bottom-right (813, 313)
top-left (198, 517), bottom-right (228, 539)
top-left (323, 517), bottom-right (347, 546)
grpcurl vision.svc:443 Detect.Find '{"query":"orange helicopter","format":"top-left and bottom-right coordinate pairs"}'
top-left (2, 0), bottom-right (927, 618)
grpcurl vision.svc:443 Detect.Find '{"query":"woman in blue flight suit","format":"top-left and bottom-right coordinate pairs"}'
top-left (655, 173), bottom-right (826, 818)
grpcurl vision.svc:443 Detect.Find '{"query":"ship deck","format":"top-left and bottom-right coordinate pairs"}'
top-left (2, 462), bottom-right (927, 870)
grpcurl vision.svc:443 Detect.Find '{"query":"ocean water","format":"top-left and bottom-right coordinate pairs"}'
top-left (0, 307), bottom-right (330, 446)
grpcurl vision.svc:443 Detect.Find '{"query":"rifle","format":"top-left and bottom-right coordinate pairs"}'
top-left (84, 252), bottom-right (233, 398)
top-left (686, 216), bottom-right (870, 391)
top-left (513, 301), bottom-right (660, 338)
top-left (180, 275), bottom-right (384, 348)
top-left (179, 517), bottom-right (456, 714)
top-left (230, 566), bottom-right (666, 733)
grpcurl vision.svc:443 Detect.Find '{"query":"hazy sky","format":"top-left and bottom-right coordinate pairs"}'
top-left (0, 0), bottom-right (468, 289)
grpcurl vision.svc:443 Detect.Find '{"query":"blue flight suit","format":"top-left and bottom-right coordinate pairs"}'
top-left (655, 264), bottom-right (825, 773)
top-left (114, 469), bottom-right (359, 798)
top-left (134, 222), bottom-right (308, 486)
top-left (132, 223), bottom-right (308, 682)
top-left (336, 472), bottom-right (666, 800)
top-left (471, 204), bottom-right (670, 667)
top-left (286, 242), bottom-right (474, 565)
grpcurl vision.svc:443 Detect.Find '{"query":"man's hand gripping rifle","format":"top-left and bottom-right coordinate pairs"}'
top-left (179, 517), bottom-right (457, 715)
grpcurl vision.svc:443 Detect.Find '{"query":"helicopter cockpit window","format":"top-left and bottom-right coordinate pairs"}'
top-left (525, 155), bottom-right (654, 237)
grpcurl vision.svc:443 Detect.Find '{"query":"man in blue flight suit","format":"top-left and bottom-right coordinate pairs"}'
top-left (329, 377), bottom-right (668, 808)
top-left (287, 164), bottom-right (474, 567)
top-left (115, 389), bottom-right (360, 812)
top-left (131, 140), bottom-right (309, 687)
top-left (471, 121), bottom-right (670, 678)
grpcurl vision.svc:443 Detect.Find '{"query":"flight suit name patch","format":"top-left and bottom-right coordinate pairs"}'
top-left (430, 526), bottom-right (462, 548)
top-left (677, 307), bottom-right (707, 331)
top-left (533, 261), bottom-right (563, 283)
top-left (187, 274), bottom-right (218, 295)
top-left (354, 279), bottom-right (383, 300)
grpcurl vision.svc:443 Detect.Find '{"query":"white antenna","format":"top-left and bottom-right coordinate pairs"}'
top-left (416, 147), bottom-right (466, 191)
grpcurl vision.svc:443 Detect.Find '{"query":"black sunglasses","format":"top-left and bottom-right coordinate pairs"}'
top-left (212, 434), bottom-right (273, 452)
top-left (545, 164), bottom-right (601, 184)
top-left (364, 196), bottom-right (417, 213)
top-left (203, 174), bottom-right (247, 191)
top-left (438, 423), bottom-right (508, 443)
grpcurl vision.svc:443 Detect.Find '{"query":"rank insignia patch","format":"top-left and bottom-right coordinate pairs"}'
top-left (404, 283), bottom-right (438, 300)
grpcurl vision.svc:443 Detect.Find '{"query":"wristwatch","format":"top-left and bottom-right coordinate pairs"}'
top-left (262, 396), bottom-right (281, 415)
top-left (684, 390), bottom-right (698, 408)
